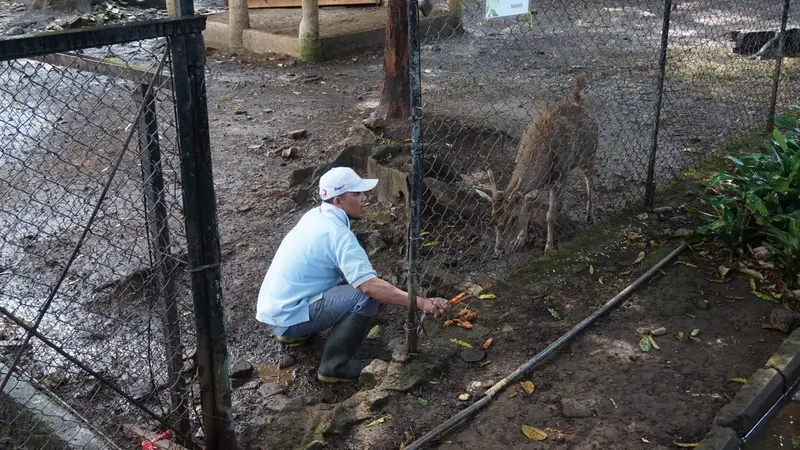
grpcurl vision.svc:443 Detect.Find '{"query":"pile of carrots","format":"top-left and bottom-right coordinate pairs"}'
top-left (444, 292), bottom-right (477, 329)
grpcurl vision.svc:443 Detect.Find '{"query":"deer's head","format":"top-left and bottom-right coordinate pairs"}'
top-left (475, 169), bottom-right (526, 257)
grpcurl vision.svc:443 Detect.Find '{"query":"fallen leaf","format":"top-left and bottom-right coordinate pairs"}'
top-left (730, 377), bottom-right (748, 384)
top-left (633, 251), bottom-right (646, 264)
top-left (641, 437), bottom-right (651, 444)
top-left (456, 236), bottom-right (465, 243)
top-left (762, 323), bottom-right (780, 329)
top-left (674, 442), bottom-right (699, 448)
top-left (650, 240), bottom-right (663, 247)
top-left (675, 261), bottom-right (699, 269)
top-left (521, 425), bottom-right (548, 441)
top-left (422, 241), bottom-right (441, 247)
top-left (740, 268), bottom-right (764, 281)
top-left (366, 414), bottom-right (392, 427)
top-left (690, 329), bottom-right (700, 337)
top-left (478, 293), bottom-right (497, 299)
top-left (648, 334), bottom-right (661, 350)
top-left (639, 336), bottom-right (652, 352)
top-left (684, 313), bottom-right (696, 319)
top-left (367, 325), bottom-right (382, 340)
top-left (458, 393), bottom-right (470, 401)
top-left (443, 320), bottom-right (453, 327)
top-left (521, 381), bottom-right (535, 394)
top-left (589, 349), bottom-right (602, 356)
top-left (508, 392), bottom-right (519, 399)
top-left (625, 233), bottom-right (643, 241)
top-left (589, 265), bottom-right (594, 275)
top-left (598, 277), bottom-right (604, 285)
top-left (678, 331), bottom-right (685, 340)
top-left (718, 265), bottom-right (730, 278)
top-left (548, 307), bottom-right (561, 320)
top-left (417, 397), bottom-right (428, 406)
top-left (450, 339), bottom-right (472, 348)
top-left (420, 231), bottom-right (430, 236)
top-left (481, 338), bottom-right (493, 349)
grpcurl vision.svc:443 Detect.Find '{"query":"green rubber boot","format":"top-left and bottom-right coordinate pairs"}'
top-left (317, 313), bottom-right (373, 383)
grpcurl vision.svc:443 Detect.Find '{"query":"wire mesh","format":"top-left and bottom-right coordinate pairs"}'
top-left (0, 36), bottom-right (203, 449)
top-left (408, 0), bottom-right (799, 298)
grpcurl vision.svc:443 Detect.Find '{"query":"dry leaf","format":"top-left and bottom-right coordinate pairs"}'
top-left (598, 277), bottom-right (604, 285)
top-left (718, 265), bottom-right (730, 278)
top-left (690, 329), bottom-right (700, 337)
top-left (674, 442), bottom-right (699, 448)
top-left (521, 425), bottom-right (548, 441)
top-left (508, 392), bottom-right (518, 399)
top-left (762, 323), bottom-right (779, 329)
top-left (625, 233), bottom-right (643, 241)
top-left (675, 261), bottom-right (699, 269)
top-left (589, 265), bottom-right (594, 275)
top-left (739, 268), bottom-right (764, 281)
top-left (521, 381), bottom-right (535, 394)
top-left (481, 338), bottom-right (493, 349)
top-left (458, 393), bottom-right (470, 401)
top-left (589, 349), bottom-right (602, 356)
top-left (422, 241), bottom-right (441, 247)
top-left (678, 331), bottom-right (685, 340)
top-left (548, 307), bottom-right (561, 320)
top-left (366, 414), bottom-right (392, 427)
top-left (647, 334), bottom-right (661, 350)
top-left (684, 313), bottom-right (696, 319)
top-left (633, 251), bottom-right (646, 264)
top-left (479, 293), bottom-right (497, 299)
top-left (730, 377), bottom-right (747, 384)
top-left (450, 339), bottom-right (472, 348)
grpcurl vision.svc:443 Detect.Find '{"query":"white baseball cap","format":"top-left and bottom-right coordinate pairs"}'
top-left (319, 167), bottom-right (379, 201)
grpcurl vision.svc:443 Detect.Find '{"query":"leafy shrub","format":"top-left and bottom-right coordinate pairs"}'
top-left (689, 109), bottom-right (800, 285)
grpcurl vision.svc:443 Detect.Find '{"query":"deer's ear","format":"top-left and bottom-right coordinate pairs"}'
top-left (475, 187), bottom-right (493, 202)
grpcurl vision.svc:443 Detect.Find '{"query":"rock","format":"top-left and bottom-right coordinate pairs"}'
top-left (560, 398), bottom-right (593, 418)
top-left (359, 359), bottom-right (389, 389)
top-left (278, 355), bottom-right (296, 369)
top-left (258, 383), bottom-right (285, 398)
top-left (753, 246), bottom-right (769, 261)
top-left (637, 212), bottom-right (649, 221)
top-left (230, 359), bottom-right (254, 379)
top-left (674, 228), bottom-right (691, 237)
top-left (6, 27), bottom-right (24, 36)
top-left (460, 348), bottom-right (486, 363)
top-left (466, 381), bottom-right (483, 393)
top-left (388, 336), bottom-right (408, 362)
top-left (652, 206), bottom-right (673, 214)
top-left (288, 129), bottom-right (308, 139)
top-left (235, 110), bottom-right (248, 115)
top-left (289, 166), bottom-right (316, 187)
top-left (265, 394), bottom-right (292, 412)
top-left (458, 393), bottom-right (470, 401)
top-left (651, 327), bottom-right (667, 336)
top-left (771, 308), bottom-right (795, 333)
top-left (501, 325), bottom-right (515, 334)
top-left (281, 147), bottom-right (299, 159)
top-left (366, 231), bottom-right (387, 253)
top-left (240, 380), bottom-right (260, 390)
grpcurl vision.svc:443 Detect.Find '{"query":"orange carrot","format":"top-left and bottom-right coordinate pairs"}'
top-left (464, 312), bottom-right (478, 321)
top-left (455, 320), bottom-right (473, 329)
top-left (482, 338), bottom-right (493, 349)
top-left (454, 309), bottom-right (470, 319)
top-left (450, 292), bottom-right (468, 306)
top-left (443, 320), bottom-right (453, 327)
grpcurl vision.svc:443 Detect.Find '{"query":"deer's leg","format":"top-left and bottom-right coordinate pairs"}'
top-left (510, 197), bottom-right (535, 252)
top-left (544, 186), bottom-right (559, 254)
top-left (584, 172), bottom-right (595, 224)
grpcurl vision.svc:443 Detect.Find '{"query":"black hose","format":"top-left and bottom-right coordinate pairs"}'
top-left (404, 242), bottom-right (688, 449)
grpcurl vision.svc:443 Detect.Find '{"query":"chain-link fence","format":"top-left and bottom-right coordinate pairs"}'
top-left (0, 18), bottom-right (236, 450)
top-left (403, 0), bottom-right (800, 304)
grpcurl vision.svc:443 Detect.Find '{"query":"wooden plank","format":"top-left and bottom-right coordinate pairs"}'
top-left (247, 0), bottom-right (379, 9)
top-left (33, 53), bottom-right (172, 87)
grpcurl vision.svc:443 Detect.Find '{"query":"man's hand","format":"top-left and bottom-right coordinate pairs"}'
top-left (417, 297), bottom-right (451, 317)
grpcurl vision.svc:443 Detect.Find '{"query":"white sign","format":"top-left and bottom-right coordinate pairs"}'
top-left (485, 0), bottom-right (528, 18)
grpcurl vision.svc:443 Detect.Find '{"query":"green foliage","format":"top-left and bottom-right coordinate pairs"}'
top-left (689, 107), bottom-right (800, 284)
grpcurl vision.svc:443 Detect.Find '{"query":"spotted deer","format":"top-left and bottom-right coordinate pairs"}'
top-left (476, 74), bottom-right (598, 255)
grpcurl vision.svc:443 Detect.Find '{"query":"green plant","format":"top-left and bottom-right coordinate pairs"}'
top-left (689, 107), bottom-right (800, 285)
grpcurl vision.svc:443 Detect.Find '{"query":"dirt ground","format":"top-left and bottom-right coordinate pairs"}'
top-left (2, 0), bottom-right (800, 448)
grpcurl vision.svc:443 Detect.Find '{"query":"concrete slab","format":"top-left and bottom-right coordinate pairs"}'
top-left (202, 5), bottom-right (461, 60)
top-left (696, 426), bottom-right (740, 450)
top-left (0, 362), bottom-right (112, 449)
top-left (765, 327), bottom-right (800, 382)
top-left (714, 368), bottom-right (784, 437)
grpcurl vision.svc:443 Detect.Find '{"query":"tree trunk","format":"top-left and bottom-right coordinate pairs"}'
top-left (229, 0), bottom-right (251, 51)
top-left (298, 0), bottom-right (321, 62)
top-left (373, 0), bottom-right (410, 121)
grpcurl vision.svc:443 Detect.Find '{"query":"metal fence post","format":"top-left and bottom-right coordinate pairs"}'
top-left (136, 82), bottom-right (190, 440)
top-left (767, 0), bottom-right (791, 132)
top-left (644, 0), bottom-right (673, 208)
top-left (405, 0), bottom-right (423, 355)
top-left (170, 30), bottom-right (239, 450)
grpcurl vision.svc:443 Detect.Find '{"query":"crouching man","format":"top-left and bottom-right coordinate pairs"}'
top-left (256, 167), bottom-right (451, 383)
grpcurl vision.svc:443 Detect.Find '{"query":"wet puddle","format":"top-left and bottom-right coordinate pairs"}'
top-left (744, 400), bottom-right (800, 449)
top-left (258, 363), bottom-right (295, 386)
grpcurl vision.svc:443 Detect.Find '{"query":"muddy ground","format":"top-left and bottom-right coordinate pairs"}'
top-left (2, 0), bottom-right (800, 448)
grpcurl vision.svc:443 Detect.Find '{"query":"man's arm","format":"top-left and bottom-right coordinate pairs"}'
top-left (359, 277), bottom-right (450, 317)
